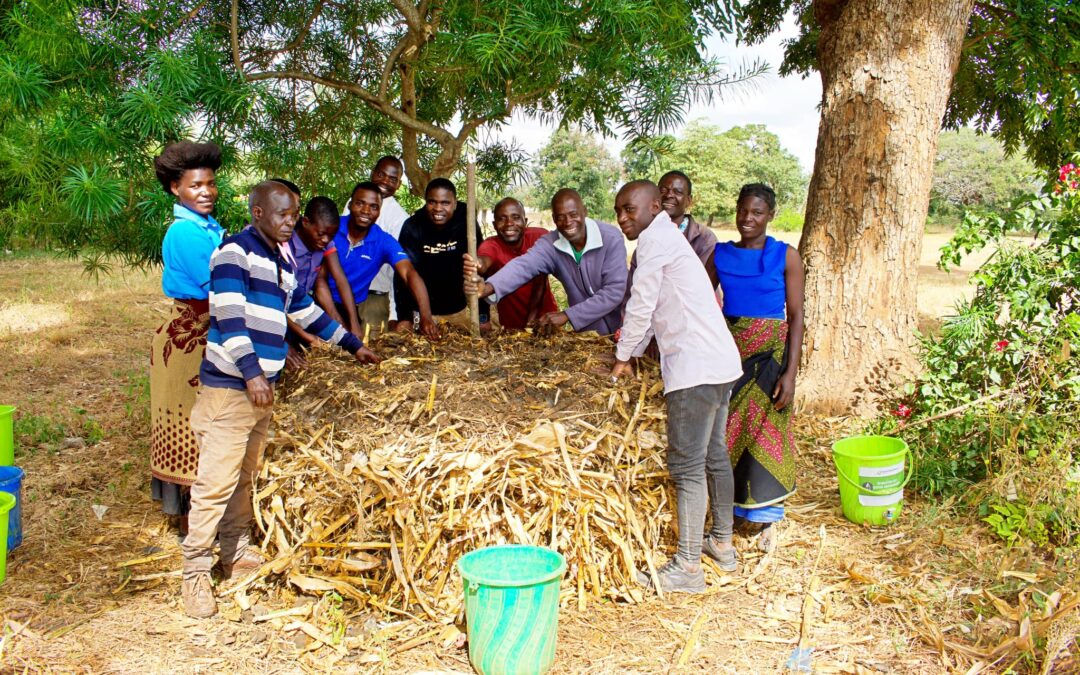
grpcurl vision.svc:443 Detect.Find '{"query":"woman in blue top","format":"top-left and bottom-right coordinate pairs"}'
top-left (149, 141), bottom-right (224, 535)
top-left (713, 183), bottom-right (805, 552)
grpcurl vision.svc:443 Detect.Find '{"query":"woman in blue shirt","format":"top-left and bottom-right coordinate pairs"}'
top-left (714, 183), bottom-right (805, 552)
top-left (149, 141), bottom-right (224, 535)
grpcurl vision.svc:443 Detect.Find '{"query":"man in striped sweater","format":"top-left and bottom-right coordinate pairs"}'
top-left (181, 181), bottom-right (379, 618)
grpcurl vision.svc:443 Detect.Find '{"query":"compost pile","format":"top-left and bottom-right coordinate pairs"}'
top-left (252, 329), bottom-right (684, 621)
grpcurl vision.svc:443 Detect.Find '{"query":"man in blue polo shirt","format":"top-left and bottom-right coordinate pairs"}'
top-left (322, 181), bottom-right (440, 340)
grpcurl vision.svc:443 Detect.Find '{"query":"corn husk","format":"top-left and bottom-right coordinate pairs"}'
top-left (252, 329), bottom-right (675, 619)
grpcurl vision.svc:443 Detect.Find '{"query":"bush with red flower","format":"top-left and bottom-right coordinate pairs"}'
top-left (873, 160), bottom-right (1080, 549)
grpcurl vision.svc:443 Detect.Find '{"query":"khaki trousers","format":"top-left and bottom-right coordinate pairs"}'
top-left (181, 385), bottom-right (273, 579)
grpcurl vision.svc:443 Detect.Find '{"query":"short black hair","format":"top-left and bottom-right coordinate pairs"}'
top-left (270, 178), bottom-right (301, 198)
top-left (426, 177), bottom-right (456, 197)
top-left (351, 181), bottom-right (383, 200)
top-left (305, 196), bottom-right (339, 224)
top-left (659, 170), bottom-right (693, 196)
top-left (738, 183), bottom-right (776, 211)
top-left (153, 141), bottom-right (222, 194)
top-left (493, 197), bottom-right (525, 213)
top-left (374, 155), bottom-right (403, 170)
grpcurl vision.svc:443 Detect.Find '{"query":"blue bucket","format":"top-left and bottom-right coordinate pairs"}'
top-left (0, 466), bottom-right (24, 551)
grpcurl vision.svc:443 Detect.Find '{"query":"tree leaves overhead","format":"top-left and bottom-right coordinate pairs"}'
top-left (736, 0), bottom-right (1080, 170)
top-left (0, 0), bottom-right (755, 265)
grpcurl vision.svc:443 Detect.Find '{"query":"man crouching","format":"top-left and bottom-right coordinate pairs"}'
top-left (181, 181), bottom-right (379, 618)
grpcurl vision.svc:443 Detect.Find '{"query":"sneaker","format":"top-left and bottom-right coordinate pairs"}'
top-left (702, 536), bottom-right (739, 572)
top-left (182, 573), bottom-right (217, 618)
top-left (635, 558), bottom-right (706, 594)
top-left (219, 548), bottom-right (264, 581)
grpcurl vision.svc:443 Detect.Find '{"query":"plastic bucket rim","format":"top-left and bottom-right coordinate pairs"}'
top-left (0, 491), bottom-right (14, 514)
top-left (0, 466), bottom-right (24, 483)
top-left (831, 435), bottom-right (908, 461)
top-left (457, 544), bottom-right (567, 588)
top-left (0, 405), bottom-right (15, 416)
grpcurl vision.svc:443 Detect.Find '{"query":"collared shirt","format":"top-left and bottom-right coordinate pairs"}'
top-left (328, 217), bottom-right (409, 304)
top-left (551, 218), bottom-right (604, 261)
top-left (161, 203), bottom-right (224, 300)
top-left (201, 227), bottom-right (361, 390)
top-left (616, 211), bottom-right (742, 394)
top-left (486, 219), bottom-right (627, 335)
top-left (287, 230), bottom-right (336, 297)
top-left (624, 212), bottom-right (720, 310)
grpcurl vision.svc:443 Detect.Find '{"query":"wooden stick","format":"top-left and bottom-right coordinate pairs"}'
top-left (466, 157), bottom-right (480, 336)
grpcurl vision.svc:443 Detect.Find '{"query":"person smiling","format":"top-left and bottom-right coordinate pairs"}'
top-left (611, 180), bottom-right (743, 593)
top-left (149, 141), bottom-right (225, 537)
top-left (623, 170), bottom-right (720, 308)
top-left (181, 181), bottom-right (379, 618)
top-left (714, 183), bottom-right (805, 552)
top-left (365, 156), bottom-right (410, 328)
top-left (463, 188), bottom-right (627, 336)
top-left (323, 181), bottom-right (440, 340)
top-left (395, 178), bottom-right (490, 332)
top-left (469, 197), bottom-right (557, 330)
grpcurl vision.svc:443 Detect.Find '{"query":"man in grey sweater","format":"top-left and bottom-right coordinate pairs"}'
top-left (463, 189), bottom-right (628, 336)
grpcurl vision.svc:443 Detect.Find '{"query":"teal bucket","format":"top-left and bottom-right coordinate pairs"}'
top-left (457, 545), bottom-right (566, 675)
top-left (832, 436), bottom-right (913, 526)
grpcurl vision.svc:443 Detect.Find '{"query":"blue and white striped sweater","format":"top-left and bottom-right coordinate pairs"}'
top-left (200, 227), bottom-right (361, 390)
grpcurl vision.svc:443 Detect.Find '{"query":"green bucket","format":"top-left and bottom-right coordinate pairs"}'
top-left (832, 436), bottom-right (913, 526)
top-left (0, 406), bottom-right (15, 466)
top-left (457, 545), bottom-right (566, 675)
top-left (0, 491), bottom-right (14, 583)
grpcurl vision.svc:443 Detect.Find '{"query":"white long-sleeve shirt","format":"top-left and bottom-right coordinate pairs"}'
top-left (368, 195), bottom-right (410, 316)
top-left (616, 211), bottom-right (742, 394)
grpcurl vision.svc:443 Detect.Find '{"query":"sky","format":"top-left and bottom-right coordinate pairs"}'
top-left (492, 16), bottom-right (824, 172)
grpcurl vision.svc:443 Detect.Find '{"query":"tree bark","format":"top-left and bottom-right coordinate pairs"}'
top-left (798, 0), bottom-right (974, 413)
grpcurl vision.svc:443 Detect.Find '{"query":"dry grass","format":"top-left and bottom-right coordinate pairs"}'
top-left (0, 254), bottom-right (1075, 674)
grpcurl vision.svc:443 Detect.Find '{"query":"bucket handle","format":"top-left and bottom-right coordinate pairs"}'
top-left (835, 448), bottom-right (914, 496)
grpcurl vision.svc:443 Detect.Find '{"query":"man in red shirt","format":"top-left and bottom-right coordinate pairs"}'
top-left (473, 198), bottom-right (558, 330)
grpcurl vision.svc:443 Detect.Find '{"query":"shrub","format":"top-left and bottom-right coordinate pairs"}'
top-left (872, 162), bottom-right (1080, 550)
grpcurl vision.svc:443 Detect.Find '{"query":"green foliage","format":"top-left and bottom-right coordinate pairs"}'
top-left (13, 413), bottom-right (66, 456)
top-left (622, 120), bottom-right (807, 223)
top-left (873, 163), bottom-right (1080, 549)
top-left (736, 0), bottom-right (1080, 171)
top-left (931, 128), bottom-right (1039, 223)
top-left (532, 129), bottom-right (621, 218)
top-left (770, 207), bottom-right (804, 232)
top-left (0, 0), bottom-right (763, 265)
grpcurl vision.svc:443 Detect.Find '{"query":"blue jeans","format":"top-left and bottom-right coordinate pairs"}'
top-left (665, 382), bottom-right (735, 565)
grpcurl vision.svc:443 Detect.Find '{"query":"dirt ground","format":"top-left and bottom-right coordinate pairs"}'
top-left (0, 240), bottom-right (1073, 674)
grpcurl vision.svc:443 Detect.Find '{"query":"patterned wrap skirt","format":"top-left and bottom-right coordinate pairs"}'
top-left (150, 299), bottom-right (209, 490)
top-left (725, 317), bottom-right (797, 509)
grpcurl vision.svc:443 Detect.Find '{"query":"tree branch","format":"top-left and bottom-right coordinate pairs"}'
top-left (275, 0), bottom-right (326, 55)
top-left (454, 83), bottom-right (547, 144)
top-left (230, 0), bottom-right (244, 79)
top-left (388, 0), bottom-right (424, 36)
top-left (379, 31), bottom-right (413, 101)
top-left (245, 69), bottom-right (453, 144)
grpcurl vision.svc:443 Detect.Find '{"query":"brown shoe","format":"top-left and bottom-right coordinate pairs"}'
top-left (220, 548), bottom-right (264, 581)
top-left (182, 573), bottom-right (217, 618)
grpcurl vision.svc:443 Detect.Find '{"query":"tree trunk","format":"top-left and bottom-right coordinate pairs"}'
top-left (798, 0), bottom-right (974, 413)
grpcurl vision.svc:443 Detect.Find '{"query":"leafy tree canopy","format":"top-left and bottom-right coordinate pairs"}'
top-left (621, 121), bottom-right (807, 223)
top-left (931, 128), bottom-right (1038, 215)
top-left (532, 129), bottom-right (621, 219)
top-left (735, 0), bottom-right (1080, 170)
top-left (0, 0), bottom-right (765, 266)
